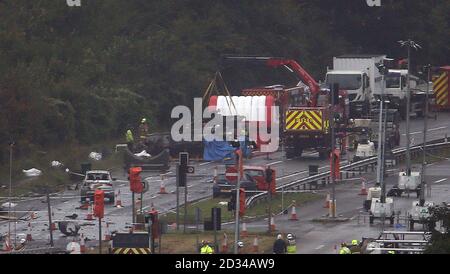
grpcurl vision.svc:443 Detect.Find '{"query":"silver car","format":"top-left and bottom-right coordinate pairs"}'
top-left (80, 170), bottom-right (115, 203)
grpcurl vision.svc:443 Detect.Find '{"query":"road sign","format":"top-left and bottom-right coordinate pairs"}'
top-left (186, 165), bottom-right (195, 174)
top-left (226, 166), bottom-right (238, 182)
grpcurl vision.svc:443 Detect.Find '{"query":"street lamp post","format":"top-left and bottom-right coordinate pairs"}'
top-left (398, 39), bottom-right (422, 176)
top-left (420, 64), bottom-right (431, 206)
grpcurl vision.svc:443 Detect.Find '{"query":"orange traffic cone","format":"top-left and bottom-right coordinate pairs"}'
top-left (3, 235), bottom-right (12, 251)
top-left (115, 190), bottom-right (123, 208)
top-left (26, 222), bottom-right (33, 241)
top-left (158, 178), bottom-right (168, 194)
top-left (289, 204), bottom-right (298, 221)
top-left (221, 234), bottom-right (228, 253)
top-left (270, 216), bottom-right (276, 232)
top-left (241, 222), bottom-right (248, 238)
top-left (323, 193), bottom-right (331, 208)
top-left (252, 236), bottom-right (259, 253)
top-left (85, 203), bottom-right (94, 221)
top-left (359, 180), bottom-right (368, 195)
top-left (105, 223), bottom-right (111, 241)
top-left (80, 234), bottom-right (86, 253)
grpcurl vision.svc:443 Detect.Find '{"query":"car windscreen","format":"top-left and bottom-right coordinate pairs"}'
top-left (244, 169), bottom-right (264, 177)
top-left (86, 173), bottom-right (110, 181)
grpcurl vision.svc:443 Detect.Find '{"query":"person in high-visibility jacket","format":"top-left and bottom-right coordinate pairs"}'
top-left (125, 129), bottom-right (134, 150)
top-left (339, 243), bottom-right (351, 254)
top-left (349, 239), bottom-right (361, 254)
top-left (286, 233), bottom-right (297, 254)
top-left (200, 240), bottom-right (214, 254)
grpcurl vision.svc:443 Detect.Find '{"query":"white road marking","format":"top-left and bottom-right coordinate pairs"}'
top-left (434, 178), bottom-right (448, 184)
top-left (199, 161), bottom-right (212, 166)
top-left (402, 126), bottom-right (447, 136)
top-left (315, 244), bottom-right (325, 250)
top-left (268, 160), bottom-right (283, 166)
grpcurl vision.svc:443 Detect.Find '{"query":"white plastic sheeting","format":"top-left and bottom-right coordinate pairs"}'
top-left (51, 160), bottom-right (63, 167)
top-left (214, 96), bottom-right (268, 122)
top-left (22, 168), bottom-right (42, 177)
top-left (89, 152), bottom-right (102, 161)
top-left (134, 150), bottom-right (151, 157)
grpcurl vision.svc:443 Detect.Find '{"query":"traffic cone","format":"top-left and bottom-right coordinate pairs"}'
top-left (359, 180), bottom-right (368, 195)
top-left (289, 203), bottom-right (298, 221)
top-left (270, 216), bottom-right (276, 232)
top-left (221, 234), bottom-right (228, 253)
top-left (114, 190), bottom-right (123, 208)
top-left (323, 193), bottom-right (331, 208)
top-left (80, 234), bottom-right (86, 253)
top-left (85, 203), bottom-right (94, 221)
top-left (3, 235), bottom-right (12, 251)
top-left (26, 222), bottom-right (33, 241)
top-left (241, 222), bottom-right (248, 238)
top-left (105, 223), bottom-right (111, 241)
top-left (158, 178), bottom-right (168, 194)
top-left (252, 236), bottom-right (259, 253)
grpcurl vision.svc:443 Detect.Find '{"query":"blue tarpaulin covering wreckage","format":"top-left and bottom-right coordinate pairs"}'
top-left (203, 140), bottom-right (251, 162)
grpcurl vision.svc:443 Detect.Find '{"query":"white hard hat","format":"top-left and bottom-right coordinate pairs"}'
top-left (237, 241), bottom-right (244, 247)
top-left (277, 234), bottom-right (282, 240)
top-left (20, 238), bottom-right (26, 244)
top-left (287, 233), bottom-right (294, 240)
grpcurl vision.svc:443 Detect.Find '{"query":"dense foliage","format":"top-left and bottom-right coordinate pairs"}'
top-left (0, 0), bottom-right (449, 163)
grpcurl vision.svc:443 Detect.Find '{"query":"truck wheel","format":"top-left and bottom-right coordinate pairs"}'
top-left (369, 216), bottom-right (374, 224)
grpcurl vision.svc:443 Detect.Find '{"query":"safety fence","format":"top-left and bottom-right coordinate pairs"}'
top-left (246, 137), bottom-right (450, 208)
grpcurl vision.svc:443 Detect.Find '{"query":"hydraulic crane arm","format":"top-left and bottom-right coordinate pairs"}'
top-left (220, 56), bottom-right (321, 105)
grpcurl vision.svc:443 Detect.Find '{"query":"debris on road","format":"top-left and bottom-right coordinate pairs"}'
top-left (89, 152), bottom-right (102, 161)
top-left (22, 168), bottom-right (42, 177)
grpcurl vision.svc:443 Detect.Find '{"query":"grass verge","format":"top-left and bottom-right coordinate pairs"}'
top-left (162, 192), bottom-right (323, 224)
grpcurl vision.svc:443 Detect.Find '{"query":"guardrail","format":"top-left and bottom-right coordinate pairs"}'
top-left (246, 137), bottom-right (450, 208)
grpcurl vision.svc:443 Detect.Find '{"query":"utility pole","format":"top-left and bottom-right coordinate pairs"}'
top-left (46, 193), bottom-right (54, 247)
top-left (8, 141), bottom-right (13, 252)
top-left (183, 180), bottom-right (188, 234)
top-left (234, 153), bottom-right (242, 254)
top-left (98, 218), bottom-right (102, 254)
top-left (329, 84), bottom-right (337, 218)
top-left (420, 64), bottom-right (431, 206)
top-left (176, 164), bottom-right (180, 231)
top-left (376, 68), bottom-right (386, 202)
top-left (399, 39), bottom-right (422, 176)
top-left (267, 166), bottom-right (272, 232)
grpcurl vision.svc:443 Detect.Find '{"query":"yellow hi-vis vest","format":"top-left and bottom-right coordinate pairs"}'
top-left (200, 245), bottom-right (213, 254)
top-left (339, 247), bottom-right (351, 254)
top-left (287, 243), bottom-right (296, 254)
top-left (126, 130), bottom-right (134, 142)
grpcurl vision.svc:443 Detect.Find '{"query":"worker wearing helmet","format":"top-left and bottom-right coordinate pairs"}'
top-left (200, 240), bottom-right (214, 254)
top-left (138, 118), bottom-right (149, 143)
top-left (339, 242), bottom-right (351, 254)
top-left (237, 241), bottom-right (244, 254)
top-left (286, 233), bottom-right (297, 254)
top-left (349, 239), bottom-right (361, 254)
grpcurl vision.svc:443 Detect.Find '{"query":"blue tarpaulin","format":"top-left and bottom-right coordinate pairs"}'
top-left (203, 140), bottom-right (236, 162)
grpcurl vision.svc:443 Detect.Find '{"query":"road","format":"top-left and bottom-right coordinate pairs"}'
top-left (1, 111), bottom-right (449, 252)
